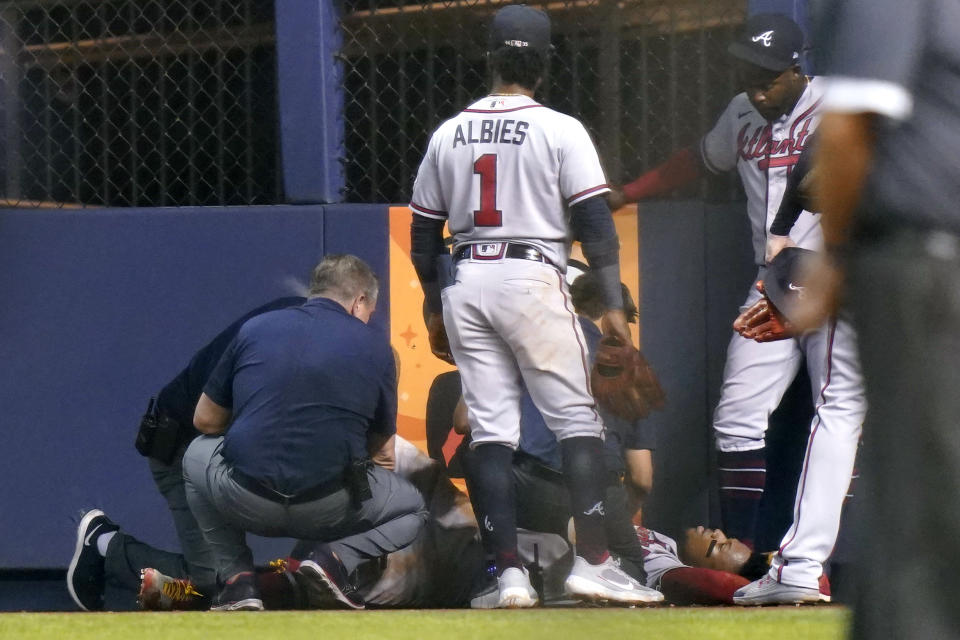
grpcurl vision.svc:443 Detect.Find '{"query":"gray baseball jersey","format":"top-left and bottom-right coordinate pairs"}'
top-left (635, 526), bottom-right (685, 589)
top-left (411, 94), bottom-right (609, 271)
top-left (701, 77), bottom-right (826, 265)
top-left (411, 93), bottom-right (610, 449)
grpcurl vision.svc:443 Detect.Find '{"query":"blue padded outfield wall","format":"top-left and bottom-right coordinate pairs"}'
top-left (0, 204), bottom-right (388, 572)
top-left (274, 0), bottom-right (346, 203)
top-left (0, 201), bottom-right (822, 611)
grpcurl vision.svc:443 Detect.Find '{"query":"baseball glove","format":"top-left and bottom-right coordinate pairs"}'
top-left (733, 297), bottom-right (794, 342)
top-left (426, 311), bottom-right (455, 364)
top-left (591, 336), bottom-right (666, 420)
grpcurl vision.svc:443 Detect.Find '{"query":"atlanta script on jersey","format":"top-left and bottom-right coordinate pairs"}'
top-left (700, 77), bottom-right (826, 265)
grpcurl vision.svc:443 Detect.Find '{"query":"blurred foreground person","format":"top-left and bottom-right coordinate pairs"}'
top-left (805, 1), bottom-right (960, 637)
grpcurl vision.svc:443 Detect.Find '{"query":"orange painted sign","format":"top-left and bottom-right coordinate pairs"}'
top-left (389, 206), bottom-right (641, 451)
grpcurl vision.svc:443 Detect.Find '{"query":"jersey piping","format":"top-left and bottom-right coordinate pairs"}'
top-left (410, 203), bottom-right (448, 219)
top-left (462, 104), bottom-right (546, 114)
top-left (567, 184), bottom-right (611, 205)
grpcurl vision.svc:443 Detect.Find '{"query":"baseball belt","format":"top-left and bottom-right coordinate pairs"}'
top-left (231, 468), bottom-right (345, 505)
top-left (454, 242), bottom-right (553, 266)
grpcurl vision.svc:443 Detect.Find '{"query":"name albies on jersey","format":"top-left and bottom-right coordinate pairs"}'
top-left (700, 76), bottom-right (825, 265)
top-left (410, 94), bottom-right (610, 271)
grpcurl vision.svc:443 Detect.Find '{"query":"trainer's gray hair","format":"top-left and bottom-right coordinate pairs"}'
top-left (308, 254), bottom-right (379, 306)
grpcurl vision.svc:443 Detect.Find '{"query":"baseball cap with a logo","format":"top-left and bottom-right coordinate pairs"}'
top-left (763, 247), bottom-right (815, 324)
top-left (728, 13), bottom-right (803, 71)
top-left (489, 5), bottom-right (551, 55)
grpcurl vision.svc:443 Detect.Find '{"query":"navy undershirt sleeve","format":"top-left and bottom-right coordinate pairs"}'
top-left (570, 195), bottom-right (624, 309)
top-left (770, 141), bottom-right (817, 236)
top-left (410, 213), bottom-right (448, 313)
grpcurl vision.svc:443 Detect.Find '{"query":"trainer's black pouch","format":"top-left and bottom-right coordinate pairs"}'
top-left (347, 458), bottom-right (374, 507)
top-left (134, 398), bottom-right (182, 466)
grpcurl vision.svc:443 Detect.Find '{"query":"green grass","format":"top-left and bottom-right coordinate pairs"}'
top-left (1, 607), bottom-right (849, 640)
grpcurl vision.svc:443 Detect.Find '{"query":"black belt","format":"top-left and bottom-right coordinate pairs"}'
top-left (231, 468), bottom-right (345, 505)
top-left (454, 242), bottom-right (552, 266)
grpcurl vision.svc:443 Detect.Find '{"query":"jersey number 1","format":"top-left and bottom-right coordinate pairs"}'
top-left (473, 154), bottom-right (502, 227)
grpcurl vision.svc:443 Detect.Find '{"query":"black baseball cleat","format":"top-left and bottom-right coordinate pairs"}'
top-left (295, 544), bottom-right (365, 610)
top-left (66, 509), bottom-right (119, 611)
top-left (210, 571), bottom-right (264, 611)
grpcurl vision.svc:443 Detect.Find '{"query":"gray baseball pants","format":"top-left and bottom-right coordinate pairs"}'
top-left (182, 435), bottom-right (428, 582)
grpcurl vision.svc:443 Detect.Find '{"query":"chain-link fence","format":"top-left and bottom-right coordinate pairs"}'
top-left (340, 0), bottom-right (748, 203)
top-left (0, 0), bottom-right (746, 208)
top-left (0, 0), bottom-right (278, 208)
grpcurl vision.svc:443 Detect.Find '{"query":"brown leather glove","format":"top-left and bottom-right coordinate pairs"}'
top-left (426, 312), bottom-right (455, 364)
top-left (591, 336), bottom-right (666, 420)
top-left (733, 297), bottom-right (794, 342)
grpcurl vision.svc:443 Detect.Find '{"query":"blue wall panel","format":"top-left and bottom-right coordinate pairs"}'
top-left (640, 201), bottom-right (754, 538)
top-left (274, 0), bottom-right (345, 203)
top-left (323, 204), bottom-right (391, 338)
top-left (0, 204), bottom-right (389, 569)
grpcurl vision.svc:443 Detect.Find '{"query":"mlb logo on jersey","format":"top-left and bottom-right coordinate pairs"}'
top-left (474, 242), bottom-right (507, 258)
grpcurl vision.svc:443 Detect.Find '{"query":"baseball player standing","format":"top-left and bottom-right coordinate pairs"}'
top-left (611, 14), bottom-right (866, 604)
top-left (409, 4), bottom-right (662, 608)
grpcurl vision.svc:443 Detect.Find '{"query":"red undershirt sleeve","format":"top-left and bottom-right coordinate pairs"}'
top-left (621, 147), bottom-right (702, 202)
top-left (659, 567), bottom-right (750, 605)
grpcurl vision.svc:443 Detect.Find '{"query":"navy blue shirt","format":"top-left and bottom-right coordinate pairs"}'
top-left (156, 297), bottom-right (305, 437)
top-left (204, 297), bottom-right (397, 494)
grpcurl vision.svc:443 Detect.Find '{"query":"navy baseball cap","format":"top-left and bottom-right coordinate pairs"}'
top-left (763, 247), bottom-right (815, 323)
top-left (728, 13), bottom-right (803, 71)
top-left (489, 5), bottom-right (551, 54)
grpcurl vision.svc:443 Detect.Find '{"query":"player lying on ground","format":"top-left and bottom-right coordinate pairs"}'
top-left (136, 435), bottom-right (828, 609)
top-left (137, 436), bottom-right (487, 610)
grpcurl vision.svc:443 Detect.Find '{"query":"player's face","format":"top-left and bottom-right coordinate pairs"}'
top-left (738, 63), bottom-right (803, 122)
top-left (681, 526), bottom-right (752, 574)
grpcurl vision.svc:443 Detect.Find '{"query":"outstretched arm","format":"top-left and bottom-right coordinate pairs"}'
top-left (609, 147), bottom-right (703, 209)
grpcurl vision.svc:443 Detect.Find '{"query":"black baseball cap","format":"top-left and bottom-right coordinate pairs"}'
top-left (728, 13), bottom-right (803, 72)
top-left (489, 5), bottom-right (551, 54)
top-left (763, 247), bottom-right (815, 323)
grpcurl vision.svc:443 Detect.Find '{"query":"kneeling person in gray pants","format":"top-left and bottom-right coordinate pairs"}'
top-left (182, 255), bottom-right (428, 611)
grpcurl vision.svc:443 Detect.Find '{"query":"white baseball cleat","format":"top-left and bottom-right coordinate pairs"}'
top-left (564, 556), bottom-right (664, 605)
top-left (733, 574), bottom-right (824, 605)
top-left (497, 566), bottom-right (538, 608)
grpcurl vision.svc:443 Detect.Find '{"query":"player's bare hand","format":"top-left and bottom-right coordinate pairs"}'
top-left (765, 234), bottom-right (795, 264)
top-left (789, 252), bottom-right (844, 332)
top-left (601, 309), bottom-right (633, 346)
top-left (606, 187), bottom-right (627, 212)
top-left (426, 311), bottom-right (455, 364)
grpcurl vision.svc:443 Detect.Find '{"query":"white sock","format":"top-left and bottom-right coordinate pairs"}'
top-left (96, 531), bottom-right (116, 557)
